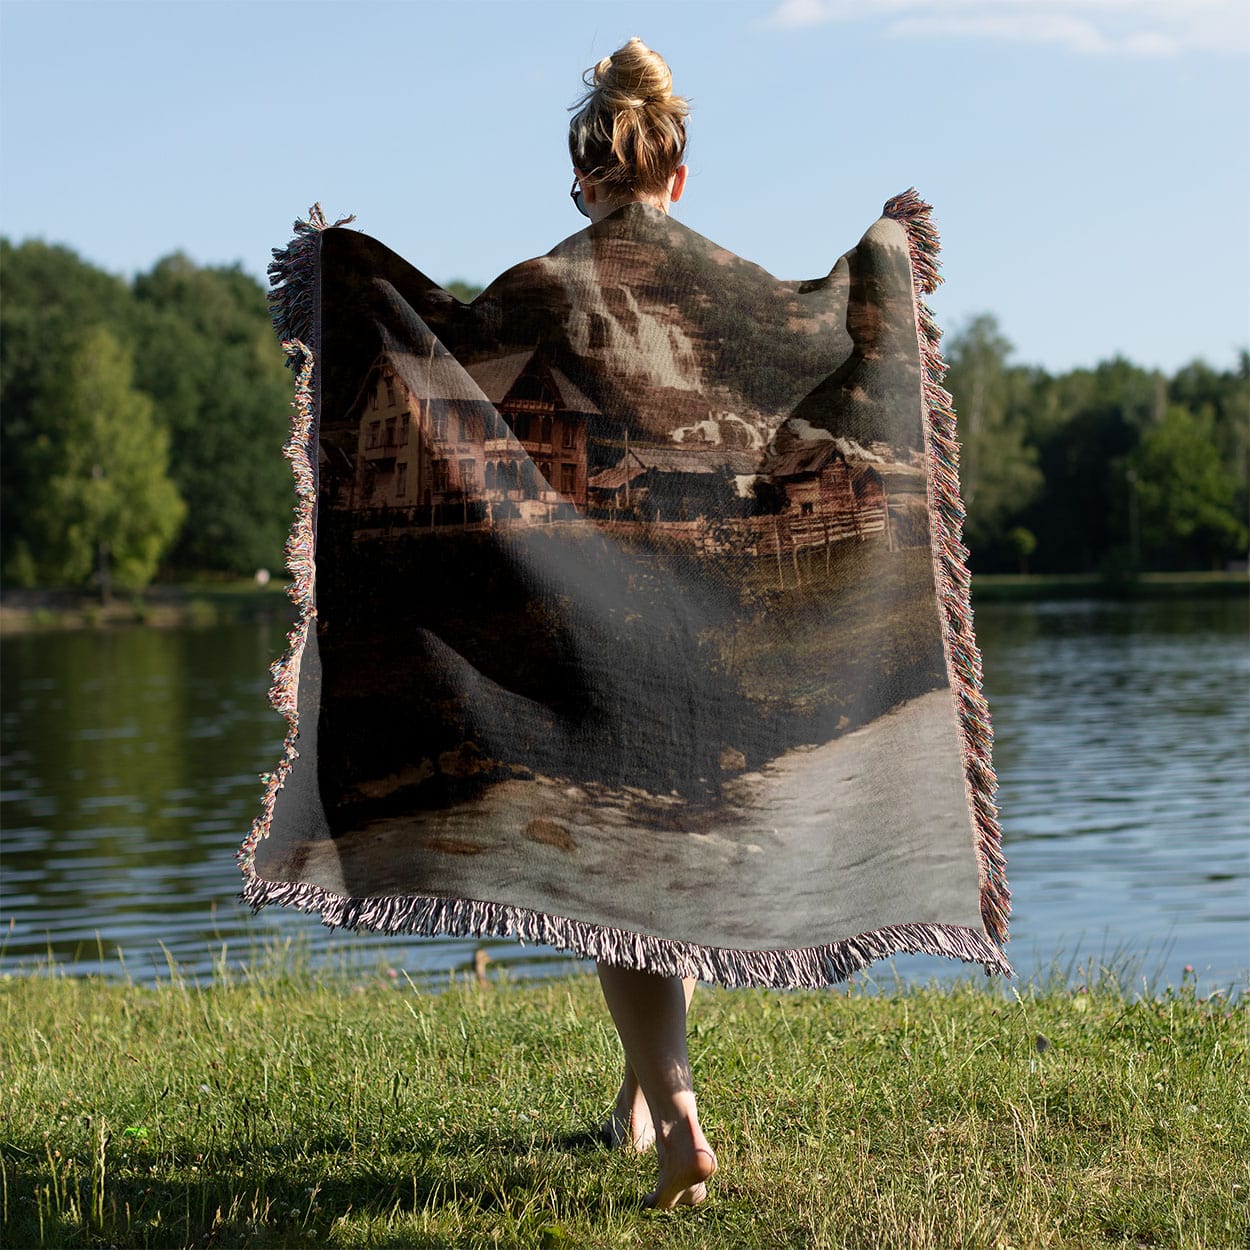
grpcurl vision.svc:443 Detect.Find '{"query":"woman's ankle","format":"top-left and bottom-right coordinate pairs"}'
top-left (646, 1112), bottom-right (717, 1209)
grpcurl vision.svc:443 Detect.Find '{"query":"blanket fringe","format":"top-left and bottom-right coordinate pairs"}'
top-left (241, 870), bottom-right (1012, 987)
top-left (235, 340), bottom-right (317, 879)
top-left (266, 203), bottom-right (355, 360)
top-left (884, 188), bottom-right (1011, 949)
top-left (240, 196), bottom-right (1013, 988)
top-left (239, 206), bottom-right (344, 882)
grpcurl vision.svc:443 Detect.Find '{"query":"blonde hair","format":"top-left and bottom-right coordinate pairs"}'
top-left (568, 37), bottom-right (688, 197)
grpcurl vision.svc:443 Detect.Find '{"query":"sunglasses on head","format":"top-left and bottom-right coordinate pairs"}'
top-left (570, 176), bottom-right (589, 219)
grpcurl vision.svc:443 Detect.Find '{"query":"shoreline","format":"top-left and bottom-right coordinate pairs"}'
top-left (0, 582), bottom-right (295, 634)
top-left (970, 569), bottom-right (1248, 602)
top-left (2, 570), bottom-right (1244, 635)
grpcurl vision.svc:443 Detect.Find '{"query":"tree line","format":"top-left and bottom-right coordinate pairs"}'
top-left (1, 239), bottom-right (1245, 594)
top-left (945, 315), bottom-right (1247, 574)
top-left (2, 239), bottom-right (295, 595)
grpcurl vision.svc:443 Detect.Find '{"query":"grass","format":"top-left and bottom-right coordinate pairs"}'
top-left (1, 960), bottom-right (1246, 1250)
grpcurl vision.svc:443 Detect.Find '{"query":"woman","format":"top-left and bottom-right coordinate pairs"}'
top-left (249, 30), bottom-right (1009, 1222)
top-left (567, 36), bottom-right (717, 1212)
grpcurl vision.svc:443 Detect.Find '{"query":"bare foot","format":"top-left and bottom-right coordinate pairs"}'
top-left (644, 1117), bottom-right (717, 1210)
top-left (601, 1080), bottom-right (655, 1151)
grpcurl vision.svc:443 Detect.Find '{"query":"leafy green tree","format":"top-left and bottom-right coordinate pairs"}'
top-left (24, 327), bottom-right (185, 596)
top-left (1006, 526), bottom-right (1037, 574)
top-left (444, 279), bottom-right (484, 303)
top-left (943, 315), bottom-right (1043, 565)
top-left (1021, 357), bottom-right (1163, 572)
top-left (1129, 405), bottom-right (1246, 570)
top-left (131, 256), bottom-right (293, 573)
top-left (1, 239), bottom-right (138, 579)
top-left (1169, 353), bottom-right (1250, 538)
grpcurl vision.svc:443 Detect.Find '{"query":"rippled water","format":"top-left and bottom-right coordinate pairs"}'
top-left (966, 596), bottom-right (1249, 992)
top-left (2, 596), bottom-right (1246, 991)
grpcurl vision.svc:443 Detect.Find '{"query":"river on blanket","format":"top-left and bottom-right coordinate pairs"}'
top-left (2, 595), bottom-right (1246, 994)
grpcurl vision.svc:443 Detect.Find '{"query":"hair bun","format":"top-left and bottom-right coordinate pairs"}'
top-left (595, 36), bottom-right (673, 109)
top-left (569, 38), bottom-right (689, 196)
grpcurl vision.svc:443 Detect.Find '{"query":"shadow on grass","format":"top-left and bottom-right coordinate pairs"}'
top-left (4, 1127), bottom-right (638, 1250)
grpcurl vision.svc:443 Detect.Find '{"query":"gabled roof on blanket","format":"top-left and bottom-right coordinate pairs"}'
top-left (345, 339), bottom-right (495, 419)
top-left (589, 445), bottom-right (760, 490)
top-left (380, 330), bottom-right (493, 404)
top-left (761, 438), bottom-right (926, 493)
top-left (762, 436), bottom-right (892, 479)
top-left (465, 349), bottom-right (601, 415)
top-left (761, 441), bottom-right (844, 479)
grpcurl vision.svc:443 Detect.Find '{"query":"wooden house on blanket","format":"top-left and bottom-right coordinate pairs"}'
top-left (758, 439), bottom-right (928, 552)
top-left (343, 345), bottom-right (596, 527)
top-left (587, 446), bottom-right (761, 521)
top-left (464, 349), bottom-right (597, 514)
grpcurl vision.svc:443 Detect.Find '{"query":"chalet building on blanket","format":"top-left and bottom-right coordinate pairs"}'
top-left (334, 347), bottom-right (595, 524)
top-left (324, 347), bottom-right (928, 553)
top-left (758, 439), bottom-right (929, 551)
top-left (587, 445), bottom-right (761, 520)
top-left (588, 438), bottom-right (929, 553)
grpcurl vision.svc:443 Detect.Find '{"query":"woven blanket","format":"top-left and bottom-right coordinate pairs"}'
top-left (239, 192), bottom-right (1011, 987)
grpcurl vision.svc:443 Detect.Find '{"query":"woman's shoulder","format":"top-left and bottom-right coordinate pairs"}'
top-left (484, 203), bottom-right (823, 306)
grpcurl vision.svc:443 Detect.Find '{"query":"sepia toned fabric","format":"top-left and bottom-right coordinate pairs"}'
top-left (239, 195), bottom-right (1011, 987)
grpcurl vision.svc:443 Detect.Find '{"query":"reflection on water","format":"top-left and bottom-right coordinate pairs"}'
top-left (1, 596), bottom-right (1247, 990)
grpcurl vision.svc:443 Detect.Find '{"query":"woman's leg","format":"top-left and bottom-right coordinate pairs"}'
top-left (596, 963), bottom-right (717, 1208)
top-left (602, 976), bottom-right (696, 1151)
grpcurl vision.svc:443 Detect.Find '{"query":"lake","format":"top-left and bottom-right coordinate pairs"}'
top-left (2, 596), bottom-right (1246, 994)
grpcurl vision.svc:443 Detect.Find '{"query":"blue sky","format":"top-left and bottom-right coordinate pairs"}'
top-left (2, 0), bottom-right (1246, 374)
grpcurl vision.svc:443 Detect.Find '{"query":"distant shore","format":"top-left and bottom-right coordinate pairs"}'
top-left (0, 569), bottom-right (1245, 634)
top-left (970, 569), bottom-right (1248, 602)
top-left (0, 581), bottom-right (295, 634)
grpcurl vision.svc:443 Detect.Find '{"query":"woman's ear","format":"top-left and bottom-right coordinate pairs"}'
top-left (575, 168), bottom-right (598, 205)
top-left (669, 165), bottom-right (688, 203)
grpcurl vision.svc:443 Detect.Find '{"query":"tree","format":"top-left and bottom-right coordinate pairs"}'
top-left (444, 279), bottom-right (484, 303)
top-left (24, 327), bottom-right (185, 596)
top-left (131, 255), bottom-right (293, 574)
top-left (1021, 357), bottom-right (1163, 572)
top-left (1007, 526), bottom-right (1037, 574)
top-left (1, 239), bottom-right (138, 579)
top-left (1129, 405), bottom-right (1246, 570)
top-left (1169, 353), bottom-right (1250, 540)
top-left (943, 315), bottom-right (1043, 565)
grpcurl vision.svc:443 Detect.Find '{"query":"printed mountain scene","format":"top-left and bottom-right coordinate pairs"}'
top-left (256, 204), bottom-right (985, 948)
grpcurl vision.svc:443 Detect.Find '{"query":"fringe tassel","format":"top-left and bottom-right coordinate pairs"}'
top-left (240, 196), bottom-right (1014, 989)
top-left (236, 341), bottom-right (317, 879)
top-left (240, 870), bottom-right (1013, 988)
top-left (239, 203), bottom-right (346, 882)
top-left (266, 203), bottom-right (355, 362)
top-left (883, 188), bottom-right (1012, 949)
